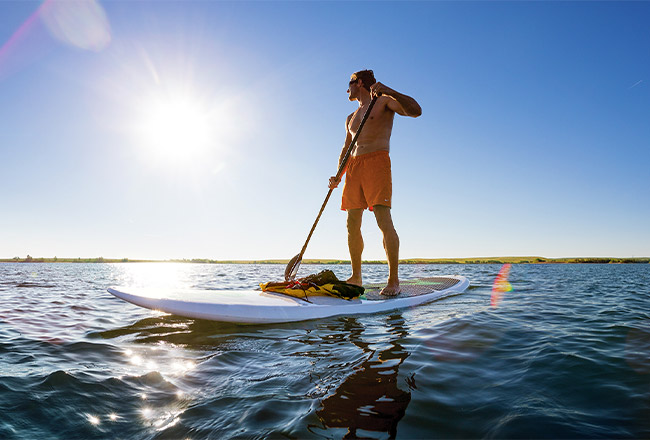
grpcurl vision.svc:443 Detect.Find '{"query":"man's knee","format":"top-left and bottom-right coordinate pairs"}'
top-left (372, 205), bottom-right (396, 233)
top-left (347, 209), bottom-right (363, 234)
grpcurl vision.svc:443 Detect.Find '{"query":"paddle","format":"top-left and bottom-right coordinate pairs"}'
top-left (285, 94), bottom-right (380, 281)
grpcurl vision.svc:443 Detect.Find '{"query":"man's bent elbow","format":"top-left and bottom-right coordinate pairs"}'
top-left (409, 104), bottom-right (422, 118)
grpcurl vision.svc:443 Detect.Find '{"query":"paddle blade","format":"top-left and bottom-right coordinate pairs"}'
top-left (285, 254), bottom-right (302, 281)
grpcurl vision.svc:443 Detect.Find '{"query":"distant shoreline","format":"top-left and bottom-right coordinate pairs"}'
top-left (1, 257), bottom-right (648, 264)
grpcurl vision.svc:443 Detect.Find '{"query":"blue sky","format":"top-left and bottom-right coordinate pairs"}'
top-left (1, 0), bottom-right (648, 261)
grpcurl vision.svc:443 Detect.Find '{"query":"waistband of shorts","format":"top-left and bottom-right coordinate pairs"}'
top-left (349, 149), bottom-right (390, 162)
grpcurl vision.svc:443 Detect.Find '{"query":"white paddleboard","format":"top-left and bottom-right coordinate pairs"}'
top-left (107, 275), bottom-right (469, 324)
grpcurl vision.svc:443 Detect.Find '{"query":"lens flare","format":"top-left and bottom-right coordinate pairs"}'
top-left (491, 263), bottom-right (513, 308)
top-left (40, 0), bottom-right (111, 52)
top-left (0, 0), bottom-right (111, 81)
top-left (0, 5), bottom-right (49, 81)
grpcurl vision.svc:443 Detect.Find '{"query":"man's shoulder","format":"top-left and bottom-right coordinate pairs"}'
top-left (376, 95), bottom-right (394, 110)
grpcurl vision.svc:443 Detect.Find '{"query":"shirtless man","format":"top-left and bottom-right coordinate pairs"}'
top-left (329, 70), bottom-right (421, 296)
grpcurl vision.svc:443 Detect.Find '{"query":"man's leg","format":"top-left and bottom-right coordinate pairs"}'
top-left (346, 208), bottom-right (364, 286)
top-left (372, 205), bottom-right (400, 295)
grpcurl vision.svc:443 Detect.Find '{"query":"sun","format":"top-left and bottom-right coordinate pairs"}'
top-left (136, 92), bottom-right (214, 163)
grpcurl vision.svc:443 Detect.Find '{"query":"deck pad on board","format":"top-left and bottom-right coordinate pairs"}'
top-left (363, 277), bottom-right (462, 301)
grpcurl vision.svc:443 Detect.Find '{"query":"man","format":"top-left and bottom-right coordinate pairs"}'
top-left (329, 70), bottom-right (421, 296)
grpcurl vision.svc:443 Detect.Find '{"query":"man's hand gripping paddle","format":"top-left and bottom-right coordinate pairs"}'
top-left (285, 95), bottom-right (380, 281)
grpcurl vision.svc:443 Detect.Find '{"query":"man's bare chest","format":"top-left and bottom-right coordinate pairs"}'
top-left (348, 107), bottom-right (393, 135)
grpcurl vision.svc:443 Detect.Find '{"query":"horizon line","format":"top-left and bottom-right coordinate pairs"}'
top-left (1, 256), bottom-right (648, 264)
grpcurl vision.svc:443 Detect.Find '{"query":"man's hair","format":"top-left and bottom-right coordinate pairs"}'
top-left (350, 70), bottom-right (376, 91)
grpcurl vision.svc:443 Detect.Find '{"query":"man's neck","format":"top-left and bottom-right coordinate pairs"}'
top-left (357, 90), bottom-right (372, 107)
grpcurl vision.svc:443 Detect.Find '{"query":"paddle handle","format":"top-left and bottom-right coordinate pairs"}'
top-left (297, 95), bottom-right (380, 258)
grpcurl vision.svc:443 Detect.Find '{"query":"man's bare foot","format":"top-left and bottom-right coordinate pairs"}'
top-left (346, 276), bottom-right (363, 286)
top-left (380, 282), bottom-right (401, 296)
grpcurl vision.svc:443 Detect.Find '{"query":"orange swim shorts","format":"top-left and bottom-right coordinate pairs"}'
top-left (341, 150), bottom-right (392, 211)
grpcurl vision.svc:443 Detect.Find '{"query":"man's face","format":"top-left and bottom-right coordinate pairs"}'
top-left (347, 78), bottom-right (360, 101)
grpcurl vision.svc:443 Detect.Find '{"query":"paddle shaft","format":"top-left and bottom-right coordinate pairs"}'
top-left (295, 95), bottom-right (380, 262)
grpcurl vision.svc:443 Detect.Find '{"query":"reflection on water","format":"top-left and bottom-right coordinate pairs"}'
top-left (315, 314), bottom-right (412, 438)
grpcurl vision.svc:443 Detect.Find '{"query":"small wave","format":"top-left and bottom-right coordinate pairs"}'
top-left (37, 370), bottom-right (80, 389)
top-left (15, 282), bottom-right (57, 289)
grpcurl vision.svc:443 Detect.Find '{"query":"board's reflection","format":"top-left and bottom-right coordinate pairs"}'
top-left (316, 314), bottom-right (412, 438)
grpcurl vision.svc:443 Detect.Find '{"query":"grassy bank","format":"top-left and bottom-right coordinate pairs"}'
top-left (1, 256), bottom-right (648, 264)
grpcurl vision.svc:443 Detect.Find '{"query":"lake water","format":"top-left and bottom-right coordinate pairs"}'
top-left (1, 262), bottom-right (649, 439)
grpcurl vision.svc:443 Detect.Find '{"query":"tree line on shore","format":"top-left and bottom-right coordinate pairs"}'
top-left (1, 256), bottom-right (648, 264)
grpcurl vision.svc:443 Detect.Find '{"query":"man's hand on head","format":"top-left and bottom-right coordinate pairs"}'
top-left (370, 82), bottom-right (391, 98)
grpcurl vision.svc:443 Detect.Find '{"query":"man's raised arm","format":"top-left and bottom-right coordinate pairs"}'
top-left (370, 82), bottom-right (422, 117)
